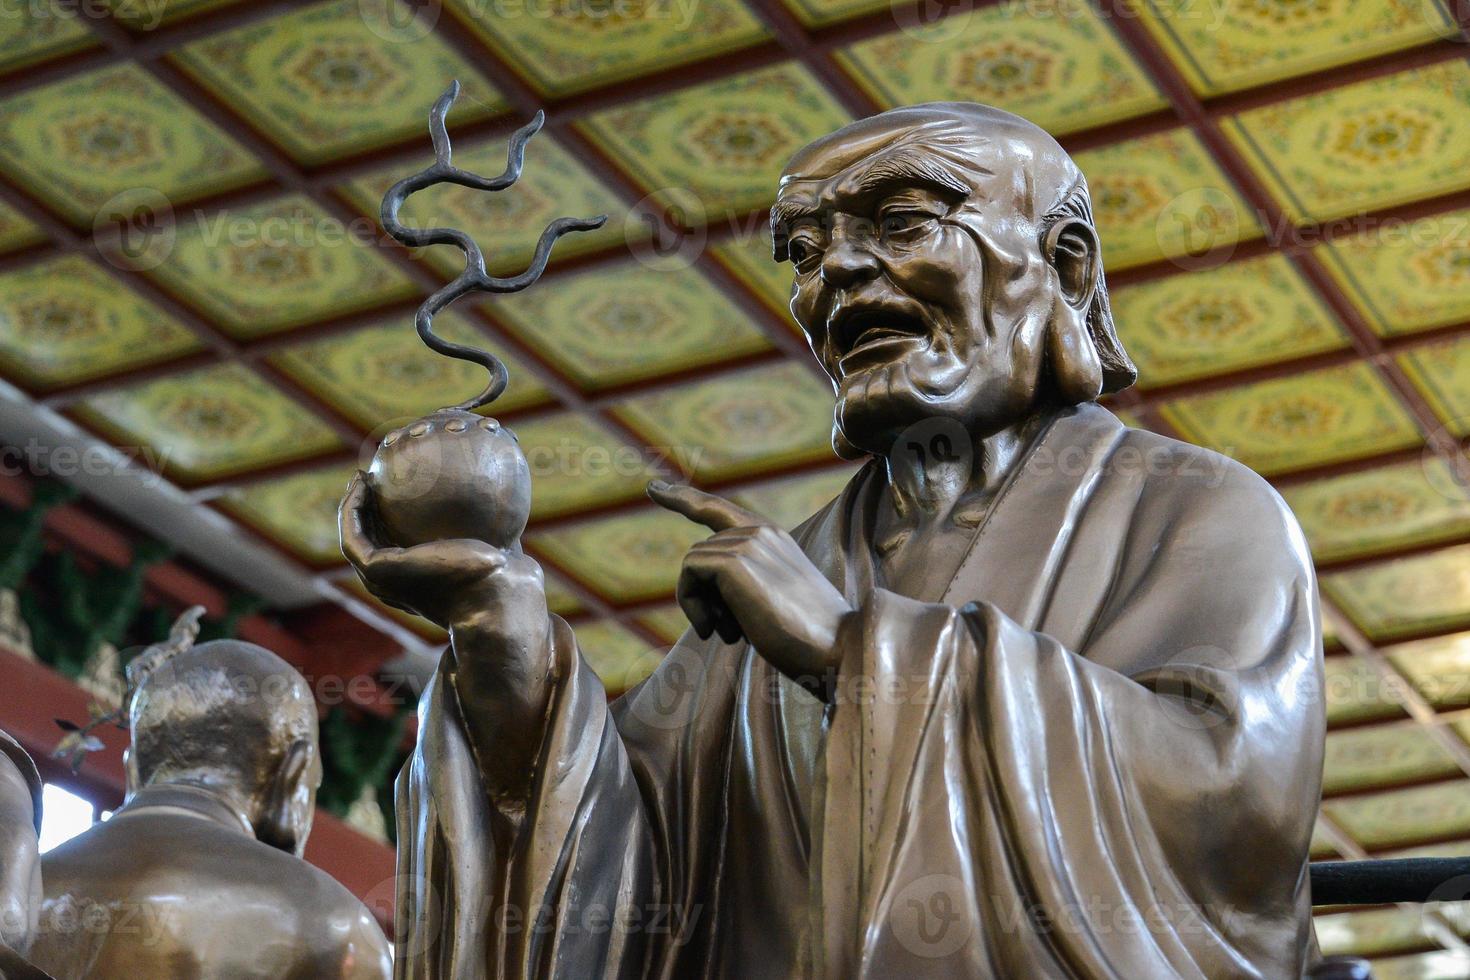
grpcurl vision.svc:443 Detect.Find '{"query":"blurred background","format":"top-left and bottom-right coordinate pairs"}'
top-left (0, 0), bottom-right (1468, 968)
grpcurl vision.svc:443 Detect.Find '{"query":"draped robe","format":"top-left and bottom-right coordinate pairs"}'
top-left (395, 403), bottom-right (1324, 979)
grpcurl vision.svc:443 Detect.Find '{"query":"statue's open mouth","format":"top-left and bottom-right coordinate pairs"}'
top-left (831, 306), bottom-right (929, 372)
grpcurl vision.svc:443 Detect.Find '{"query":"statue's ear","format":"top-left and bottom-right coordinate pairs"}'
top-left (1042, 218), bottom-right (1104, 404)
top-left (1044, 217), bottom-right (1100, 310)
top-left (257, 738), bottom-right (313, 856)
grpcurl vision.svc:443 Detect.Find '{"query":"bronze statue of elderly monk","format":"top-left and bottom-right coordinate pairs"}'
top-left (343, 103), bottom-right (1324, 978)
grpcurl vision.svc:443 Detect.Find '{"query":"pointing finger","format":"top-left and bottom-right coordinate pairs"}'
top-left (647, 480), bottom-right (768, 533)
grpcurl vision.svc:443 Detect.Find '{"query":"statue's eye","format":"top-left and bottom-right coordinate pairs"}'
top-left (788, 237), bottom-right (821, 273)
top-left (879, 210), bottom-right (933, 239)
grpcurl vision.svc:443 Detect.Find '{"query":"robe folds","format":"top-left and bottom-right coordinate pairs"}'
top-left (394, 403), bottom-right (1324, 980)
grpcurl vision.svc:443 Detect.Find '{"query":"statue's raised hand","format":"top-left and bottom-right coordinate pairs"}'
top-left (342, 471), bottom-right (553, 797)
top-left (339, 472), bottom-right (547, 639)
top-left (648, 480), bottom-right (852, 699)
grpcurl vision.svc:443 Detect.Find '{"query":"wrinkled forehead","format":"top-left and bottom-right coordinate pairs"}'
top-left (774, 105), bottom-right (1078, 229)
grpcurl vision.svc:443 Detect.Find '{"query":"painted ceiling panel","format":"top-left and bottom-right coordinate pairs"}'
top-left (172, 0), bottom-right (509, 164)
top-left (1136, 0), bottom-right (1457, 96)
top-left (218, 464), bottom-right (359, 566)
top-left (1323, 723), bottom-right (1460, 795)
top-left (342, 132), bottom-right (631, 278)
top-left (713, 226), bottom-right (801, 331)
top-left (528, 507), bottom-right (710, 603)
top-left (511, 413), bottom-right (656, 519)
top-left (1112, 253), bottom-right (1348, 388)
top-left (1385, 631), bottom-right (1470, 711)
top-left (0, 1), bottom-right (95, 73)
top-left (1321, 206), bottom-right (1470, 337)
top-left (70, 363), bottom-right (344, 483)
top-left (1398, 335), bottom-right (1470, 437)
top-left (1158, 363), bottom-right (1423, 477)
top-left (570, 619), bottom-right (664, 692)
top-left (1281, 460), bottom-right (1470, 564)
top-left (0, 204), bottom-right (43, 255)
top-left (839, 0), bottom-right (1167, 135)
top-left (1224, 61), bottom-right (1470, 223)
top-left (781, 0), bottom-right (888, 27)
top-left (1323, 779), bottom-right (1470, 850)
top-left (0, 63), bottom-right (266, 224)
top-left (1324, 543), bottom-right (1470, 642)
top-left (0, 255), bottom-right (201, 389)
top-left (146, 195), bottom-right (418, 338)
top-left (492, 260), bottom-right (772, 389)
top-left (448, 0), bottom-right (769, 97)
top-left (612, 361), bottom-right (837, 480)
top-left (578, 62), bottom-right (851, 221)
top-left (1073, 128), bottom-right (1261, 271)
top-left (270, 314), bottom-right (551, 428)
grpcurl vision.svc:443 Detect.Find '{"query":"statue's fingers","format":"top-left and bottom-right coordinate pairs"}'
top-left (675, 570), bottom-right (717, 639)
top-left (339, 472), bottom-right (378, 569)
top-left (647, 480), bottom-right (766, 533)
top-left (681, 548), bottom-right (746, 646)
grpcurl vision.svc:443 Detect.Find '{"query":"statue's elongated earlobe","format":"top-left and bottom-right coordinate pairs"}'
top-left (1047, 311), bottom-right (1104, 405)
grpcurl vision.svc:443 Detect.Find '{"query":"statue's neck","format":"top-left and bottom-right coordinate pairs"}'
top-left (882, 408), bottom-right (1058, 526)
top-left (119, 782), bottom-right (255, 839)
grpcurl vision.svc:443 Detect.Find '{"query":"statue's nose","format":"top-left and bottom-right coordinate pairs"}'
top-left (820, 239), bottom-right (880, 291)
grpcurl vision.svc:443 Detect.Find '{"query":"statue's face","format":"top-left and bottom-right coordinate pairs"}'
top-left (775, 109), bottom-right (1071, 455)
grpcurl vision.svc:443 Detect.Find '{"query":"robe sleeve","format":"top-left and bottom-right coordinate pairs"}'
top-left (394, 616), bottom-right (658, 980)
top-left (824, 462), bottom-right (1323, 979)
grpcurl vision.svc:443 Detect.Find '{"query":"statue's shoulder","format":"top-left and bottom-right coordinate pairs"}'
top-left (1110, 412), bottom-right (1309, 559)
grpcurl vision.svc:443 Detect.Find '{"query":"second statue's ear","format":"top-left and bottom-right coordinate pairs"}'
top-left (257, 738), bottom-right (313, 855)
top-left (1043, 217), bottom-right (1101, 311)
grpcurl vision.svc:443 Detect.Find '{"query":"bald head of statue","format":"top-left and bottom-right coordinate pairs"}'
top-left (773, 103), bottom-right (1135, 457)
top-left (126, 639), bottom-right (321, 858)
